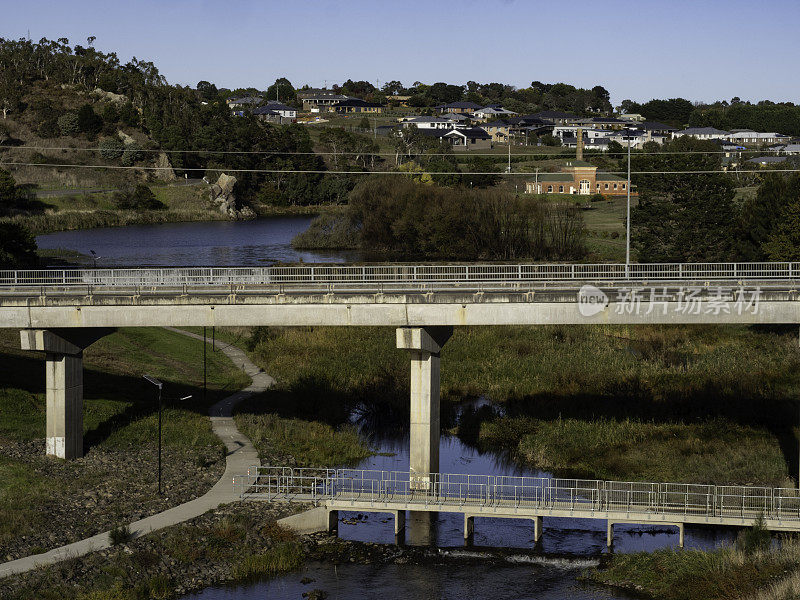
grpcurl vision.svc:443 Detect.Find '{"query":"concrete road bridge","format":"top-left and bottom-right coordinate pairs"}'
top-left (235, 467), bottom-right (800, 547)
top-left (2, 261), bottom-right (800, 541)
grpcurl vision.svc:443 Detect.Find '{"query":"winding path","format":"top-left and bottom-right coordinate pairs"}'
top-left (0, 328), bottom-right (273, 579)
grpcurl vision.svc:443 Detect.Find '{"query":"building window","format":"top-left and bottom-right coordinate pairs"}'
top-left (547, 185), bottom-right (553, 193)
top-left (597, 183), bottom-right (601, 189)
top-left (613, 184), bottom-right (618, 190)
top-left (604, 183), bottom-right (609, 189)
top-left (558, 185), bottom-right (564, 192)
top-left (622, 184), bottom-right (626, 190)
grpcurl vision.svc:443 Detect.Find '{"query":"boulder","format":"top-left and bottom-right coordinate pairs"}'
top-left (153, 152), bottom-right (177, 182)
top-left (208, 173), bottom-right (255, 220)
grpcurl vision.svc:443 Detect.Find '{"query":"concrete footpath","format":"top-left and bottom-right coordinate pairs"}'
top-left (0, 328), bottom-right (273, 579)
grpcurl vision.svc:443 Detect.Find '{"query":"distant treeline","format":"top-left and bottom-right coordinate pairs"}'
top-left (620, 97), bottom-right (800, 135)
top-left (293, 176), bottom-right (586, 261)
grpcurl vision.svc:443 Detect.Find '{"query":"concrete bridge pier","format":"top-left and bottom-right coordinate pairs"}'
top-left (20, 328), bottom-right (113, 459)
top-left (533, 516), bottom-right (543, 544)
top-left (464, 514), bottom-right (475, 545)
top-left (397, 326), bottom-right (452, 546)
top-left (326, 509), bottom-right (339, 534)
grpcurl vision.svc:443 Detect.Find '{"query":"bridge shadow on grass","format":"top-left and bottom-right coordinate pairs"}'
top-left (0, 350), bottom-right (231, 453)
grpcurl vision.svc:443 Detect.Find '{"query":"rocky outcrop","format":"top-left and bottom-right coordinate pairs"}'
top-left (153, 151), bottom-right (177, 182)
top-left (209, 173), bottom-right (256, 220)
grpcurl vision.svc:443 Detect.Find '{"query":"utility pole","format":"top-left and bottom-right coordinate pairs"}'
top-left (626, 132), bottom-right (632, 276)
top-left (507, 131), bottom-right (511, 173)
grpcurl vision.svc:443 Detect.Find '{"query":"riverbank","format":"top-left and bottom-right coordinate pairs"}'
top-left (590, 533), bottom-right (800, 600)
top-left (210, 324), bottom-right (798, 487)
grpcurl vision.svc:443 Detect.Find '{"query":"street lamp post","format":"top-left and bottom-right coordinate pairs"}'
top-left (626, 132), bottom-right (632, 278)
top-left (143, 375), bottom-right (191, 495)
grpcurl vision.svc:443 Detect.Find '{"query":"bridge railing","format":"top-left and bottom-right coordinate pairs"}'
top-left (233, 466), bottom-right (800, 523)
top-left (2, 262), bottom-right (800, 289)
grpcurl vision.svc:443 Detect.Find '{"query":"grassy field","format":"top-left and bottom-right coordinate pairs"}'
top-left (1, 184), bottom-right (227, 235)
top-left (591, 528), bottom-right (800, 600)
top-left (210, 324), bottom-right (799, 486)
top-left (0, 327), bottom-right (249, 556)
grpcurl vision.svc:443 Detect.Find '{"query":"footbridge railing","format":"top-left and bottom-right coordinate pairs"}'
top-left (2, 262), bottom-right (800, 290)
top-left (234, 467), bottom-right (800, 523)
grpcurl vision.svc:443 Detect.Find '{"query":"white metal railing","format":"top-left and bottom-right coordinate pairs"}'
top-left (0, 262), bottom-right (798, 289)
top-left (233, 467), bottom-right (800, 523)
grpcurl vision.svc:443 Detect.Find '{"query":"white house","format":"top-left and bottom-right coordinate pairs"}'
top-left (259, 101), bottom-right (296, 119)
top-left (673, 127), bottom-right (730, 140)
top-left (726, 131), bottom-right (791, 145)
top-left (401, 116), bottom-right (467, 130)
top-left (473, 106), bottom-right (517, 121)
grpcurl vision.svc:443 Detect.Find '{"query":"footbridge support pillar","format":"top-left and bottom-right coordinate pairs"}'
top-left (20, 328), bottom-right (113, 460)
top-left (396, 326), bottom-right (453, 546)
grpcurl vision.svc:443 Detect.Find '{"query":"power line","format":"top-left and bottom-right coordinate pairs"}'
top-left (2, 161), bottom-right (798, 176)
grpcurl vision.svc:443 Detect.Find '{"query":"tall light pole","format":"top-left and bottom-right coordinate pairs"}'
top-left (626, 131), bottom-right (632, 277)
top-left (143, 375), bottom-right (164, 495)
top-left (143, 374), bottom-right (191, 496)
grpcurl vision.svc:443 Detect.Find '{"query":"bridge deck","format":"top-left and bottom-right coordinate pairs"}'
top-left (235, 468), bottom-right (800, 534)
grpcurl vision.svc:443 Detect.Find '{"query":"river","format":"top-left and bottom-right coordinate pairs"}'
top-left (36, 218), bottom-right (736, 598)
top-left (35, 216), bottom-right (358, 266)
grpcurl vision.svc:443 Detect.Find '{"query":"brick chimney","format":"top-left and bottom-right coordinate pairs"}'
top-left (576, 126), bottom-right (584, 161)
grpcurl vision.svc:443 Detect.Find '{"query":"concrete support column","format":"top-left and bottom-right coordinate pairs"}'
top-left (21, 328), bottom-right (113, 460)
top-left (394, 510), bottom-right (406, 539)
top-left (678, 523), bottom-right (685, 549)
top-left (464, 514), bottom-right (475, 544)
top-left (607, 521), bottom-right (614, 548)
top-left (396, 327), bottom-right (453, 488)
top-left (45, 352), bottom-right (84, 459)
top-left (533, 516), bottom-right (543, 543)
top-left (327, 509), bottom-right (339, 534)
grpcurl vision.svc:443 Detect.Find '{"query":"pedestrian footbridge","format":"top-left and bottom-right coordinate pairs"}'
top-left (234, 467), bottom-right (800, 547)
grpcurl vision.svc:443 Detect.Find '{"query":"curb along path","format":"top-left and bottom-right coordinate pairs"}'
top-left (0, 327), bottom-right (273, 579)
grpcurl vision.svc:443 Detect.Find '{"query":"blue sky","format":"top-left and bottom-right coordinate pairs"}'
top-left (3, 0), bottom-right (799, 106)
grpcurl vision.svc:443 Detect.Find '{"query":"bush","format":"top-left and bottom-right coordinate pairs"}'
top-left (589, 193), bottom-right (605, 202)
top-left (37, 118), bottom-right (60, 138)
top-left (77, 103), bottom-right (103, 137)
top-left (113, 184), bottom-right (165, 210)
top-left (120, 142), bottom-right (143, 166)
top-left (0, 223), bottom-right (38, 267)
top-left (99, 138), bottom-right (124, 160)
top-left (108, 524), bottom-right (132, 545)
top-left (57, 112), bottom-right (79, 136)
top-left (736, 513), bottom-right (772, 555)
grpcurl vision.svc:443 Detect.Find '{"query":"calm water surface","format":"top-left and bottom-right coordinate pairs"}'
top-left (36, 217), bottom-right (357, 266)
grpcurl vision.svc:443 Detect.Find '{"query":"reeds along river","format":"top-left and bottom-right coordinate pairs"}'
top-left (35, 216), bottom-right (359, 267)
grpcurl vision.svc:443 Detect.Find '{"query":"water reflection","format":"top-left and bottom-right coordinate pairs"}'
top-left (36, 217), bottom-right (360, 266)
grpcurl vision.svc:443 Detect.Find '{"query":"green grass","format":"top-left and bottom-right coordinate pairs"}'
top-left (590, 534), bottom-right (800, 600)
top-left (213, 324), bottom-right (799, 485)
top-left (235, 410), bottom-right (372, 467)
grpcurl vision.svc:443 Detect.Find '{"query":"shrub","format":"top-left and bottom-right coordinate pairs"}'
top-left (113, 184), bottom-right (165, 210)
top-left (37, 118), bottom-right (61, 138)
top-left (120, 142), bottom-right (143, 166)
top-left (108, 524), bottom-right (132, 545)
top-left (57, 112), bottom-right (80, 136)
top-left (589, 193), bottom-right (605, 202)
top-left (77, 103), bottom-right (103, 137)
top-left (99, 138), bottom-right (124, 160)
top-left (736, 513), bottom-right (772, 555)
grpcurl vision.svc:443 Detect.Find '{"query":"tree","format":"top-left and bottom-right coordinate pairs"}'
top-left (266, 77), bottom-right (295, 104)
top-left (113, 184), bottom-right (165, 210)
top-left (196, 80), bottom-right (218, 102)
top-left (357, 116), bottom-right (371, 131)
top-left (631, 137), bottom-right (738, 262)
top-left (57, 112), bottom-right (79, 136)
top-left (756, 175), bottom-right (800, 260)
top-left (99, 137), bottom-right (124, 159)
top-left (77, 103), bottom-right (103, 137)
top-left (0, 223), bottom-right (37, 267)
